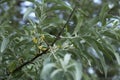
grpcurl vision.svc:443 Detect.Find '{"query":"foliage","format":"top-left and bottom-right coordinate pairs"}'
top-left (0, 0), bottom-right (120, 80)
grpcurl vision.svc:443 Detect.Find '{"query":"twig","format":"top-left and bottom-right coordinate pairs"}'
top-left (51, 6), bottom-right (76, 46)
top-left (10, 6), bottom-right (76, 75)
top-left (11, 49), bottom-right (49, 74)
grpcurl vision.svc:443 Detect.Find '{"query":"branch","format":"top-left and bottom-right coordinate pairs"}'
top-left (10, 49), bottom-right (49, 74)
top-left (51, 6), bottom-right (76, 46)
top-left (9, 6), bottom-right (76, 75)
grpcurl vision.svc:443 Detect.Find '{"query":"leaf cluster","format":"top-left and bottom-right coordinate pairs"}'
top-left (0, 0), bottom-right (120, 80)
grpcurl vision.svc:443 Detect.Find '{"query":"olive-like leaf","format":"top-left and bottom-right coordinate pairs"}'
top-left (8, 61), bottom-right (17, 73)
top-left (74, 62), bottom-right (82, 80)
top-left (50, 69), bottom-right (62, 78)
top-left (64, 54), bottom-right (71, 66)
top-left (41, 63), bottom-right (56, 79)
top-left (99, 3), bottom-right (110, 26)
top-left (23, 7), bottom-right (35, 20)
top-left (0, 37), bottom-right (9, 53)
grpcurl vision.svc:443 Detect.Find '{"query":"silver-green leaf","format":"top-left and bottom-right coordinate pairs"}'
top-left (23, 7), bottom-right (35, 20)
top-left (1, 37), bottom-right (9, 53)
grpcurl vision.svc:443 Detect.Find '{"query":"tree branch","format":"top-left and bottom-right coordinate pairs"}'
top-left (10, 6), bottom-right (76, 75)
top-left (51, 6), bottom-right (76, 46)
top-left (10, 49), bottom-right (49, 74)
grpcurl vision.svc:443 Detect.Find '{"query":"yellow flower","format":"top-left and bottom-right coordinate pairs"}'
top-left (38, 46), bottom-right (42, 50)
top-left (32, 37), bottom-right (38, 43)
top-left (38, 46), bottom-right (47, 51)
top-left (40, 34), bottom-right (45, 42)
top-left (42, 47), bottom-right (47, 51)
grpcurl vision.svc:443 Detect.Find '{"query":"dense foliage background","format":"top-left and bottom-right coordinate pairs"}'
top-left (0, 0), bottom-right (120, 80)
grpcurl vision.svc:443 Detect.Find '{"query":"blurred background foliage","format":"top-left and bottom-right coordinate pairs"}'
top-left (0, 0), bottom-right (120, 80)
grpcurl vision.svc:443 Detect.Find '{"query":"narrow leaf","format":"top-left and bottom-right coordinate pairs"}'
top-left (1, 37), bottom-right (9, 53)
top-left (41, 63), bottom-right (56, 76)
top-left (64, 54), bottom-right (71, 66)
top-left (74, 62), bottom-right (82, 80)
top-left (23, 7), bottom-right (35, 20)
top-left (99, 3), bottom-right (109, 26)
top-left (50, 69), bottom-right (62, 78)
top-left (114, 52), bottom-right (120, 65)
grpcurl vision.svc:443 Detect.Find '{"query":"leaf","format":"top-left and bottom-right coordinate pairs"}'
top-left (52, 0), bottom-right (73, 10)
top-left (8, 61), bottom-right (17, 72)
top-left (41, 63), bottom-right (56, 79)
top-left (99, 3), bottom-right (110, 26)
top-left (23, 7), bottom-right (35, 20)
top-left (78, 8), bottom-right (89, 17)
top-left (99, 53), bottom-right (108, 78)
top-left (64, 54), bottom-right (71, 66)
top-left (73, 14), bottom-right (83, 35)
top-left (0, 37), bottom-right (9, 53)
top-left (61, 1), bottom-right (72, 10)
top-left (60, 59), bottom-right (66, 72)
top-left (73, 62), bottom-right (82, 80)
top-left (50, 69), bottom-right (62, 78)
top-left (83, 36), bottom-right (108, 77)
top-left (114, 52), bottom-right (120, 65)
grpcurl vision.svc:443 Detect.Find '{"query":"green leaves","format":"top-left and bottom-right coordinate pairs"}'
top-left (23, 7), bottom-right (35, 20)
top-left (64, 54), bottom-right (71, 66)
top-left (74, 62), bottom-right (82, 80)
top-left (0, 37), bottom-right (9, 53)
top-left (8, 60), bottom-right (17, 73)
top-left (41, 63), bottom-right (56, 79)
top-left (99, 3), bottom-right (110, 26)
top-left (0, 0), bottom-right (120, 80)
top-left (41, 54), bottom-right (82, 80)
top-left (58, 1), bottom-right (72, 10)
